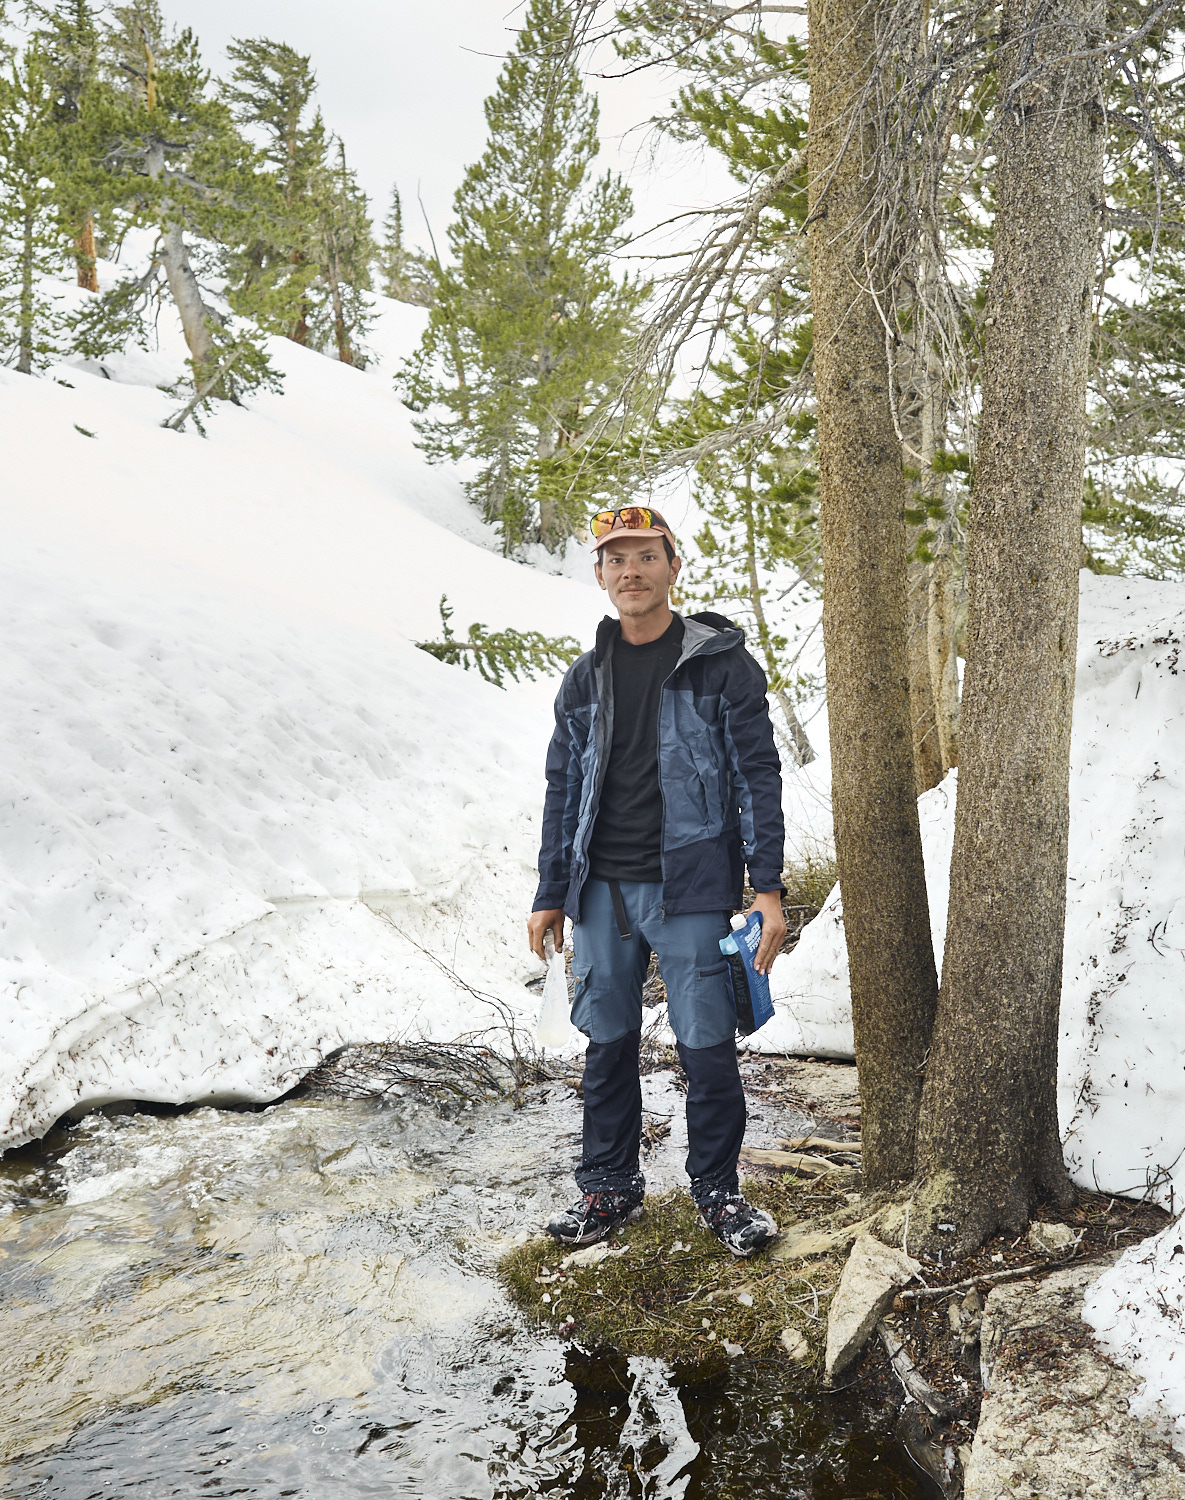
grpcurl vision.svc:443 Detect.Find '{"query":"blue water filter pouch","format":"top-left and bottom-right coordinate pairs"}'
top-left (719, 911), bottom-right (775, 1036)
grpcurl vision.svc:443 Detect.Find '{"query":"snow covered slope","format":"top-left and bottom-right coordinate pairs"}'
top-left (762, 573), bottom-right (1185, 1210)
top-left (0, 297), bottom-right (606, 1150)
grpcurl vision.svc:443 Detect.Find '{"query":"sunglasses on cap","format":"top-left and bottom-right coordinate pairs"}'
top-left (589, 506), bottom-right (671, 538)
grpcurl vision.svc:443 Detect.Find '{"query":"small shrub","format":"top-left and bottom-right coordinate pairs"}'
top-left (782, 844), bottom-right (838, 917)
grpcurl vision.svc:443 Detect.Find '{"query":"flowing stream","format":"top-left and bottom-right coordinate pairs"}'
top-left (0, 1084), bottom-right (931, 1498)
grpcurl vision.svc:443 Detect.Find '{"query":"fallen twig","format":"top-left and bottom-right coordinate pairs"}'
top-left (898, 1251), bottom-right (1101, 1301)
top-left (781, 1135), bottom-right (862, 1154)
top-left (740, 1146), bottom-right (844, 1175)
top-left (877, 1323), bottom-right (955, 1418)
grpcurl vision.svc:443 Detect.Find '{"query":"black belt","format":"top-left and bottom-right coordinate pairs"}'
top-left (607, 879), bottom-right (632, 941)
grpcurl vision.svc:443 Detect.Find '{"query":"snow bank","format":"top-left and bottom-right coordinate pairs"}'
top-left (762, 573), bottom-right (1185, 1211)
top-left (0, 295), bottom-right (606, 1149)
top-left (1082, 1218), bottom-right (1185, 1452)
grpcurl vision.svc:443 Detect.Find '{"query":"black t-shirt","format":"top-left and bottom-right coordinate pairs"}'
top-left (587, 616), bottom-right (685, 883)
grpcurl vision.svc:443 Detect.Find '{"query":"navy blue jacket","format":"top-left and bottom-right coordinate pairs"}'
top-left (533, 611), bottom-right (786, 920)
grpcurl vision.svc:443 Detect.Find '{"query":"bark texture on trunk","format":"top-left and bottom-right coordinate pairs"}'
top-left (160, 222), bottom-right (223, 388)
top-left (537, 425), bottom-right (559, 550)
top-left (145, 140), bottom-right (227, 397)
top-left (75, 215), bottom-right (99, 293)
top-left (807, 0), bottom-right (939, 1188)
top-left (911, 0), bottom-right (1104, 1252)
top-left (17, 211), bottom-right (34, 375)
top-left (906, 558), bottom-right (944, 792)
top-left (928, 542), bottom-right (961, 769)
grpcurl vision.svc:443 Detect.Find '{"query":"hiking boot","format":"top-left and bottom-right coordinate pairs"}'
top-left (546, 1190), bottom-right (643, 1247)
top-left (695, 1189), bottom-right (778, 1257)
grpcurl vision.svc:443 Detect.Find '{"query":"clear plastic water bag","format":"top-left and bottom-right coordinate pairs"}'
top-left (536, 928), bottom-right (572, 1050)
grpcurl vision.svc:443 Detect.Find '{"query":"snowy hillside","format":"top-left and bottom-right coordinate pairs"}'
top-left (763, 573), bottom-right (1185, 1210)
top-left (0, 293), bottom-right (607, 1151)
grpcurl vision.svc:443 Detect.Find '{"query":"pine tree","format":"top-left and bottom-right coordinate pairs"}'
top-left (0, 39), bottom-right (67, 372)
top-left (222, 40), bottom-right (374, 366)
top-left (1082, 36), bottom-right (1185, 578)
top-left (73, 2), bottom-right (277, 404)
top-left (28, 0), bottom-right (105, 291)
top-left (221, 37), bottom-right (321, 344)
top-left (378, 185), bottom-right (433, 306)
top-left (673, 329), bottom-right (819, 765)
top-left (307, 138), bottom-right (374, 366)
top-left (399, 0), bottom-right (647, 553)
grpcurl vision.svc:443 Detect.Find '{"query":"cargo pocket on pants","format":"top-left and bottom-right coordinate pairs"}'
top-left (690, 959), bottom-right (737, 1043)
top-left (570, 965), bottom-right (593, 1037)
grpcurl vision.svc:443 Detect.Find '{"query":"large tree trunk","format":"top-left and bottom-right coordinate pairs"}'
top-left (160, 222), bottom-right (224, 389)
top-left (910, 0), bottom-right (1104, 1253)
top-left (807, 0), bottom-right (939, 1188)
top-left (145, 140), bottom-right (227, 397)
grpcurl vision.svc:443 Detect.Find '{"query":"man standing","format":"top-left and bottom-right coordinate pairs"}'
top-left (527, 507), bottom-right (788, 1257)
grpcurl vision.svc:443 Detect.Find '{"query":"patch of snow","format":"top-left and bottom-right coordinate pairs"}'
top-left (1082, 1216), bottom-right (1185, 1452)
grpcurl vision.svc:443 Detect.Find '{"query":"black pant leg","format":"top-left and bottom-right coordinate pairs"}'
top-left (678, 1038), bottom-right (746, 1200)
top-left (575, 1028), bottom-right (644, 1200)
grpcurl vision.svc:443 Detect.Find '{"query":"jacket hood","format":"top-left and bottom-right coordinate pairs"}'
top-left (592, 610), bottom-right (744, 664)
top-left (687, 610), bottom-right (745, 639)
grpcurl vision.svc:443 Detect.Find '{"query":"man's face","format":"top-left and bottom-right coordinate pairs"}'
top-left (594, 533), bottom-right (680, 619)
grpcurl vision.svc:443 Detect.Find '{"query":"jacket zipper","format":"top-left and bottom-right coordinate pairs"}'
top-left (655, 623), bottom-right (733, 921)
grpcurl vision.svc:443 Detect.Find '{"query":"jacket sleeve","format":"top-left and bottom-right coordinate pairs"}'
top-left (533, 674), bottom-right (577, 911)
top-left (720, 648), bottom-right (786, 894)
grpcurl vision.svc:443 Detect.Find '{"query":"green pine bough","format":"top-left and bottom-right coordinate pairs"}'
top-left (415, 596), bottom-right (580, 688)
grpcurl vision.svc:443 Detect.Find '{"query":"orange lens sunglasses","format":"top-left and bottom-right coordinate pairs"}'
top-left (589, 506), bottom-right (664, 538)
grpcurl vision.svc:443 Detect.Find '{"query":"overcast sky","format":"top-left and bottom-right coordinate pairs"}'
top-left (155, 0), bottom-right (736, 258)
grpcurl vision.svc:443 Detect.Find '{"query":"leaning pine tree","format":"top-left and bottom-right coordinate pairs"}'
top-left (400, 0), bottom-right (647, 553)
top-left (75, 1), bottom-right (276, 404)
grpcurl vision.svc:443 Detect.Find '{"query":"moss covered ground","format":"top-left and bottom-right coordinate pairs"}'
top-left (498, 1177), bottom-right (852, 1369)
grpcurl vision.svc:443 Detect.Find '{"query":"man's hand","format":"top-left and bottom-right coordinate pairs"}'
top-left (528, 907), bottom-right (565, 962)
top-left (749, 891), bottom-right (788, 975)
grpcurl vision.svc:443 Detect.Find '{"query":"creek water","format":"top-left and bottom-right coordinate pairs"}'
top-left (0, 1085), bottom-right (932, 1498)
